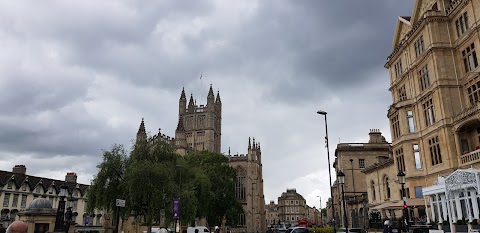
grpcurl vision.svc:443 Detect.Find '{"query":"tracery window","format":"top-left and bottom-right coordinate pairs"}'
top-left (429, 136), bottom-right (442, 165)
top-left (235, 168), bottom-right (246, 200)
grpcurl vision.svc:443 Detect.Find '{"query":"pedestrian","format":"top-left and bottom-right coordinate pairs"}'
top-left (383, 220), bottom-right (392, 233)
top-left (6, 221), bottom-right (28, 233)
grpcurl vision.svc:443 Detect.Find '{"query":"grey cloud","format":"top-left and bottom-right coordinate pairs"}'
top-left (0, 0), bottom-right (414, 206)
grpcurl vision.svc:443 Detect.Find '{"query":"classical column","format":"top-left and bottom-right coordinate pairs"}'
top-left (425, 197), bottom-right (430, 223)
top-left (440, 194), bottom-right (448, 221)
top-left (429, 196), bottom-right (435, 222)
top-left (464, 191), bottom-right (473, 223)
top-left (455, 193), bottom-right (463, 220)
top-left (469, 190), bottom-right (479, 219)
top-left (454, 133), bottom-right (462, 159)
top-left (445, 194), bottom-right (456, 233)
top-left (435, 194), bottom-right (443, 222)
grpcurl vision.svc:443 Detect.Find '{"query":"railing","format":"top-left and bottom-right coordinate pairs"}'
top-left (460, 149), bottom-right (480, 165)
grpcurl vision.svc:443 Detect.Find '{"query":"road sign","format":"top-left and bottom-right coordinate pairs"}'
top-left (116, 199), bottom-right (126, 207)
top-left (173, 198), bottom-right (180, 219)
top-left (85, 216), bottom-right (89, 225)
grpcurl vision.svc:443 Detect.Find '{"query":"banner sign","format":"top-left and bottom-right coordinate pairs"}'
top-left (173, 198), bottom-right (180, 219)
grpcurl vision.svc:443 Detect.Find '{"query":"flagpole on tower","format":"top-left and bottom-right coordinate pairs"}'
top-left (199, 73), bottom-right (203, 105)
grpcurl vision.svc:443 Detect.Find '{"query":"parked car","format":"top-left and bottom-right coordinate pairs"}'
top-left (337, 228), bottom-right (365, 233)
top-left (291, 227), bottom-right (310, 233)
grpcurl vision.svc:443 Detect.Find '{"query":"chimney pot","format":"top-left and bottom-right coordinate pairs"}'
top-left (12, 165), bottom-right (26, 175)
top-left (65, 172), bottom-right (78, 183)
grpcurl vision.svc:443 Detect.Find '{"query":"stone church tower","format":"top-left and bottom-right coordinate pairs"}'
top-left (133, 86), bottom-right (266, 232)
top-left (175, 85), bottom-right (222, 155)
top-left (228, 138), bottom-right (267, 233)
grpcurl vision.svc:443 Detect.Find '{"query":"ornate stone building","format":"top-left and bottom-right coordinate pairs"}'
top-left (136, 86), bottom-right (266, 233)
top-left (364, 0), bottom-right (480, 227)
top-left (0, 165), bottom-right (105, 231)
top-left (228, 139), bottom-right (266, 233)
top-left (328, 130), bottom-right (390, 229)
top-left (175, 86), bottom-right (222, 155)
top-left (265, 201), bottom-right (279, 228)
top-left (277, 189), bottom-right (306, 227)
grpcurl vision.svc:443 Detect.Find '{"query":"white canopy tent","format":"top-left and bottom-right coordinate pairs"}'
top-left (422, 168), bottom-right (480, 233)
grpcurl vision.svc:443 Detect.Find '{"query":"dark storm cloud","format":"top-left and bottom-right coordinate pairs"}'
top-left (0, 0), bottom-right (415, 206)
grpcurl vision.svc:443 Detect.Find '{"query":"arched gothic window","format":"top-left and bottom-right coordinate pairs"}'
top-left (384, 176), bottom-right (391, 199)
top-left (235, 168), bottom-right (246, 200)
top-left (370, 180), bottom-right (376, 201)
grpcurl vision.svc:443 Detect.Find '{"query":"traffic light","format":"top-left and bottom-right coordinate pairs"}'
top-left (403, 204), bottom-right (408, 209)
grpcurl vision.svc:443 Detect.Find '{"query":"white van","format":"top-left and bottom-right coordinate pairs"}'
top-left (187, 227), bottom-right (210, 233)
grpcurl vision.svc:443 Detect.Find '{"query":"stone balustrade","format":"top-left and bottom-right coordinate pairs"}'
top-left (460, 149), bottom-right (480, 165)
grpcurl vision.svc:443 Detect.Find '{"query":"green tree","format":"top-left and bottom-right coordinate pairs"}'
top-left (184, 150), bottom-right (244, 227)
top-left (126, 136), bottom-right (178, 233)
top-left (86, 144), bottom-right (128, 213)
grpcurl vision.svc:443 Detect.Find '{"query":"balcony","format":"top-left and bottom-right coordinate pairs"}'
top-left (454, 102), bottom-right (480, 123)
top-left (460, 149), bottom-right (480, 166)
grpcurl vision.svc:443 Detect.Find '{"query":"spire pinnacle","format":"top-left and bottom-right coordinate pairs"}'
top-left (208, 84), bottom-right (214, 97)
top-left (180, 87), bottom-right (186, 99)
top-left (189, 94), bottom-right (194, 106)
top-left (248, 137), bottom-right (251, 149)
top-left (136, 118), bottom-right (147, 143)
top-left (215, 90), bottom-right (221, 103)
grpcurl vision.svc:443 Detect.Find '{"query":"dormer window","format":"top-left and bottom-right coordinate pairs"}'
top-left (22, 184), bottom-right (27, 191)
top-left (36, 185), bottom-right (42, 193)
top-left (7, 181), bottom-right (13, 189)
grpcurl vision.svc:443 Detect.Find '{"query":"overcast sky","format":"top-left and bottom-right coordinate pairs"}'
top-left (0, 0), bottom-right (415, 208)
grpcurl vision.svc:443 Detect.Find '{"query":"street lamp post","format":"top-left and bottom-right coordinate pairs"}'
top-left (317, 196), bottom-right (323, 227)
top-left (397, 171), bottom-right (407, 232)
top-left (175, 165), bottom-right (183, 233)
top-left (317, 110), bottom-right (336, 233)
top-left (337, 171), bottom-right (348, 233)
top-left (54, 184), bottom-right (69, 232)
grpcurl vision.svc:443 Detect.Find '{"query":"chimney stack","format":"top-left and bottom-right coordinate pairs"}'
top-left (65, 172), bottom-right (77, 183)
top-left (368, 129), bottom-right (384, 143)
top-left (12, 165), bottom-right (26, 175)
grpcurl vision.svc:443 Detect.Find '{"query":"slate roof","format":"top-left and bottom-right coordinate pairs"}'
top-left (0, 169), bottom-right (89, 196)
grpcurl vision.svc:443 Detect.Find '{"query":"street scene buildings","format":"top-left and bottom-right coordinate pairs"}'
top-left (326, 0), bottom-right (480, 232)
top-left (2, 1), bottom-right (480, 233)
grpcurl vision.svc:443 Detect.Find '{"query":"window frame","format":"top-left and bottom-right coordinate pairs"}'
top-left (462, 43), bottom-right (478, 73)
top-left (429, 136), bottom-right (443, 166)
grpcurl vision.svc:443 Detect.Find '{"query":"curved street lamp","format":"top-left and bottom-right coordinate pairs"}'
top-left (54, 184), bottom-right (69, 232)
top-left (317, 110), bottom-right (337, 233)
top-left (337, 171), bottom-right (348, 233)
top-left (397, 171), bottom-right (408, 230)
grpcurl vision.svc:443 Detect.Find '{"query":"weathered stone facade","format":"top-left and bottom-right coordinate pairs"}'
top-left (135, 87), bottom-right (266, 233)
top-left (0, 166), bottom-right (105, 230)
top-left (327, 130), bottom-right (390, 229)
top-left (364, 0), bottom-right (480, 227)
top-left (277, 189), bottom-right (306, 227)
top-left (228, 138), bottom-right (266, 233)
top-left (265, 201), bottom-right (279, 228)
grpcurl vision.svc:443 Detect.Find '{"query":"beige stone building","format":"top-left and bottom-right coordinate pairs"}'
top-left (277, 189), bottom-right (306, 227)
top-left (0, 165), bottom-right (106, 231)
top-left (328, 130), bottom-right (390, 229)
top-left (136, 87), bottom-right (266, 233)
top-left (228, 139), bottom-right (266, 233)
top-left (305, 206), bottom-right (321, 227)
top-left (363, 0), bottom-right (480, 227)
top-left (265, 201), bottom-right (279, 228)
